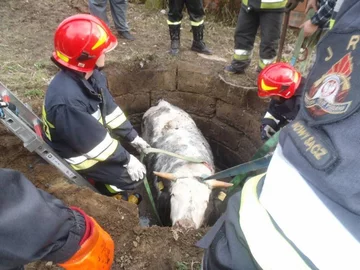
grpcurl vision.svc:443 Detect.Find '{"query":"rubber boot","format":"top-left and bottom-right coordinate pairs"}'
top-left (224, 59), bottom-right (251, 74)
top-left (191, 24), bottom-right (212, 55)
top-left (169, 25), bottom-right (180, 56)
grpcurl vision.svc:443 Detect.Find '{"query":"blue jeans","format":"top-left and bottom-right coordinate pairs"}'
top-left (89, 0), bottom-right (129, 32)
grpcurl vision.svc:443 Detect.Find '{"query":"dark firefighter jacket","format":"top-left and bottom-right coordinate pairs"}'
top-left (199, 0), bottom-right (360, 269)
top-left (261, 78), bottom-right (305, 132)
top-left (42, 69), bottom-right (138, 189)
top-left (0, 169), bottom-right (85, 270)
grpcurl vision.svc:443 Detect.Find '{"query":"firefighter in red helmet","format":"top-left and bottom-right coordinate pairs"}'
top-left (258, 62), bottom-right (304, 140)
top-left (43, 14), bottom-right (150, 197)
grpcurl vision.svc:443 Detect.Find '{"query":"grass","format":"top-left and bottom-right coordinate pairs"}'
top-left (24, 89), bottom-right (44, 98)
top-left (176, 261), bottom-right (201, 270)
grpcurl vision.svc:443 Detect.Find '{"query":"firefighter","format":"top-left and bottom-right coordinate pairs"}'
top-left (0, 169), bottom-right (114, 270)
top-left (198, 0), bottom-right (360, 269)
top-left (43, 14), bottom-right (150, 197)
top-left (258, 62), bottom-right (304, 141)
top-left (224, 0), bottom-right (302, 74)
top-left (167, 0), bottom-right (211, 55)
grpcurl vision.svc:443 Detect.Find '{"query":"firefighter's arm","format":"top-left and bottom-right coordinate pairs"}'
top-left (260, 103), bottom-right (283, 141)
top-left (101, 87), bottom-right (138, 142)
top-left (0, 169), bottom-right (113, 269)
top-left (101, 88), bottom-right (150, 153)
top-left (261, 112), bottom-right (280, 141)
top-left (53, 105), bottom-right (130, 167)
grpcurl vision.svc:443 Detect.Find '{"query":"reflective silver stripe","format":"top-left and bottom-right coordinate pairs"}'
top-left (105, 107), bottom-right (127, 129)
top-left (65, 133), bottom-right (114, 165)
top-left (261, 0), bottom-right (284, 2)
top-left (91, 107), bottom-right (102, 121)
top-left (240, 173), bottom-right (311, 269)
top-left (264, 112), bottom-right (280, 124)
top-left (260, 58), bottom-right (275, 65)
top-left (234, 49), bottom-right (251, 56)
top-left (105, 107), bottom-right (123, 123)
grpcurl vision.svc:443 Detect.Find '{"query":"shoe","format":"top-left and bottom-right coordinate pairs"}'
top-left (191, 24), bottom-right (212, 55)
top-left (224, 64), bottom-right (245, 74)
top-left (169, 24), bottom-right (180, 55)
top-left (118, 31), bottom-right (135, 41)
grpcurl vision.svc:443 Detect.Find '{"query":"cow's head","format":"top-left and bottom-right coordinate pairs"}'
top-left (154, 172), bottom-right (232, 229)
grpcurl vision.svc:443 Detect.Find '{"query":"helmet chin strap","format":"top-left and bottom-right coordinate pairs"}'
top-left (95, 65), bottom-right (104, 71)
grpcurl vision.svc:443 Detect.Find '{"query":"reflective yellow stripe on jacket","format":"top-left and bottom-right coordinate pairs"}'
top-left (240, 173), bottom-right (311, 270)
top-left (65, 133), bottom-right (118, 170)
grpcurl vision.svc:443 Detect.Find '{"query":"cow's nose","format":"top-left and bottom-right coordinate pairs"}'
top-left (174, 219), bottom-right (196, 229)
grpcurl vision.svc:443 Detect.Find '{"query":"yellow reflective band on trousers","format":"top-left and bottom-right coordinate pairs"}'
top-left (190, 20), bottom-right (204, 26)
top-left (242, 0), bottom-right (286, 9)
top-left (167, 20), bottom-right (181, 25)
top-left (233, 54), bottom-right (250, 61)
top-left (66, 138), bottom-right (119, 171)
top-left (329, 19), bottom-right (335, 30)
top-left (42, 105), bottom-right (55, 141)
top-left (240, 173), bottom-right (311, 270)
top-left (105, 184), bottom-right (122, 194)
top-left (105, 107), bottom-right (127, 129)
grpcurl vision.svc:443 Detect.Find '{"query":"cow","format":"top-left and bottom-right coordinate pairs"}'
top-left (141, 100), bottom-right (232, 229)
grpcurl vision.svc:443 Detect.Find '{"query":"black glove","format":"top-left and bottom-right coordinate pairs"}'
top-left (260, 124), bottom-right (276, 141)
top-left (285, 0), bottom-right (304, 12)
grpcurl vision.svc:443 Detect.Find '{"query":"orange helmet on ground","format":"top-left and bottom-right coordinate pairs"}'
top-left (53, 14), bottom-right (117, 73)
top-left (257, 62), bottom-right (301, 99)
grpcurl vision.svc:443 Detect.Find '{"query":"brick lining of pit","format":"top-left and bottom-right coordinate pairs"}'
top-left (106, 60), bottom-right (268, 169)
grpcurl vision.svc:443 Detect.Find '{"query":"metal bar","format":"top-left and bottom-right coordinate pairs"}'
top-left (277, 12), bottom-right (290, 63)
top-left (0, 82), bottom-right (96, 191)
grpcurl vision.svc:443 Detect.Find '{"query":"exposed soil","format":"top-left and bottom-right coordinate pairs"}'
top-left (0, 0), bottom-right (298, 269)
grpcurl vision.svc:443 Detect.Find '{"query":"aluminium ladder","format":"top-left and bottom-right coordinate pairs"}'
top-left (0, 81), bottom-right (96, 191)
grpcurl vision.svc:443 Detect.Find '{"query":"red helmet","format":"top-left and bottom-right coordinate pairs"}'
top-left (52, 14), bottom-right (117, 72)
top-left (257, 62), bottom-right (301, 99)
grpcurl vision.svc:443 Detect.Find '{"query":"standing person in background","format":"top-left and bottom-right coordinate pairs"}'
top-left (89, 0), bottom-right (136, 40)
top-left (167, 0), bottom-right (212, 56)
top-left (225, 0), bottom-right (305, 74)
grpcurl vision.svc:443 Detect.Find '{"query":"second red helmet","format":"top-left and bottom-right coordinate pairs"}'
top-left (257, 62), bottom-right (301, 99)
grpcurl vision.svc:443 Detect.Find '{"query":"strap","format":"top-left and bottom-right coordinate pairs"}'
top-left (290, 9), bottom-right (316, 67)
top-left (227, 131), bottom-right (280, 193)
top-left (140, 151), bottom-right (163, 225)
top-left (203, 155), bottom-right (272, 180)
top-left (142, 147), bottom-right (206, 163)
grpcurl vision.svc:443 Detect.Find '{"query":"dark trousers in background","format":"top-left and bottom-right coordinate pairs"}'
top-left (168, 0), bottom-right (205, 23)
top-left (89, 0), bottom-right (129, 32)
top-left (235, 7), bottom-right (283, 60)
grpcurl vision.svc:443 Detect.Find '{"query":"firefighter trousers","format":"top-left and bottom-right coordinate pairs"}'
top-left (168, 0), bottom-right (205, 24)
top-left (234, 6), bottom-right (283, 61)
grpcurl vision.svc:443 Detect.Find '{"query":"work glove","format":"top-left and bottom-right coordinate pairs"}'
top-left (130, 135), bottom-right (151, 153)
top-left (124, 154), bottom-right (146, 181)
top-left (260, 124), bottom-right (276, 141)
top-left (285, 0), bottom-right (304, 12)
top-left (0, 98), bottom-right (8, 118)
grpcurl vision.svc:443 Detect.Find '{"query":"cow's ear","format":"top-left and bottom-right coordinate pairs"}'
top-left (205, 180), bottom-right (233, 189)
